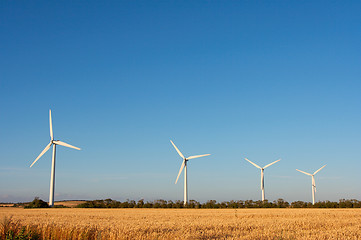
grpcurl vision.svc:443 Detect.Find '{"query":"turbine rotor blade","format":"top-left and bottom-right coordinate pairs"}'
top-left (187, 154), bottom-right (211, 160)
top-left (261, 170), bottom-right (264, 190)
top-left (170, 140), bottom-right (185, 159)
top-left (175, 160), bottom-right (185, 184)
top-left (53, 140), bottom-right (81, 150)
top-left (30, 142), bottom-right (52, 167)
top-left (49, 109), bottom-right (53, 140)
top-left (313, 165), bottom-right (326, 175)
top-left (296, 169), bottom-right (312, 176)
top-left (263, 159), bottom-right (281, 169)
top-left (245, 158), bottom-right (262, 169)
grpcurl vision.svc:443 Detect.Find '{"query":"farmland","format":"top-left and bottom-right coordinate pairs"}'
top-left (1, 208), bottom-right (360, 239)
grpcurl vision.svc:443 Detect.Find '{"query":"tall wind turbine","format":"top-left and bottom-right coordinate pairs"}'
top-left (30, 110), bottom-right (81, 207)
top-left (170, 140), bottom-right (210, 206)
top-left (296, 165), bottom-right (326, 205)
top-left (245, 158), bottom-right (281, 201)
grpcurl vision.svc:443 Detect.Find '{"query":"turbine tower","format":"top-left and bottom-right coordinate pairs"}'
top-left (30, 110), bottom-right (81, 207)
top-left (245, 158), bottom-right (281, 202)
top-left (296, 165), bottom-right (326, 205)
top-left (170, 140), bottom-right (210, 206)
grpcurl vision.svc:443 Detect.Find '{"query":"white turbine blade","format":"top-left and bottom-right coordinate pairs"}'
top-left (313, 165), bottom-right (326, 175)
top-left (263, 159), bottom-right (281, 169)
top-left (187, 154), bottom-right (210, 160)
top-left (49, 109), bottom-right (53, 140)
top-left (296, 169), bottom-right (312, 176)
top-left (53, 140), bottom-right (81, 150)
top-left (261, 170), bottom-right (264, 190)
top-left (30, 142), bottom-right (52, 167)
top-left (245, 158), bottom-right (262, 169)
top-left (170, 140), bottom-right (185, 159)
top-left (175, 160), bottom-right (185, 184)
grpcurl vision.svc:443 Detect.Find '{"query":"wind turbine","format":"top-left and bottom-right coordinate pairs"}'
top-left (170, 140), bottom-right (210, 206)
top-left (30, 110), bottom-right (81, 207)
top-left (296, 165), bottom-right (326, 205)
top-left (245, 158), bottom-right (281, 202)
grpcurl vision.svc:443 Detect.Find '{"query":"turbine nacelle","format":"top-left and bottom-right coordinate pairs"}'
top-left (170, 140), bottom-right (210, 207)
top-left (296, 165), bottom-right (326, 204)
top-left (244, 158), bottom-right (281, 201)
top-left (296, 165), bottom-right (326, 178)
top-left (170, 140), bottom-right (210, 184)
top-left (245, 158), bottom-right (281, 170)
top-left (30, 140), bottom-right (81, 168)
top-left (30, 110), bottom-right (81, 207)
top-left (30, 110), bottom-right (81, 168)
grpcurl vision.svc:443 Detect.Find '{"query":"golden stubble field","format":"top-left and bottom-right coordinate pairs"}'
top-left (1, 208), bottom-right (360, 239)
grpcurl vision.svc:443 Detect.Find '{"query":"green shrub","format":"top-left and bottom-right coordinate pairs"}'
top-left (52, 205), bottom-right (69, 208)
top-left (24, 197), bottom-right (49, 209)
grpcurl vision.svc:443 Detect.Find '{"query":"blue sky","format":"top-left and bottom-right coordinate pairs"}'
top-left (1, 1), bottom-right (360, 203)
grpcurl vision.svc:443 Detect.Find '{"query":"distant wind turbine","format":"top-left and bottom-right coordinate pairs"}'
top-left (170, 140), bottom-right (210, 206)
top-left (245, 158), bottom-right (281, 202)
top-left (30, 110), bottom-right (81, 207)
top-left (296, 165), bottom-right (326, 205)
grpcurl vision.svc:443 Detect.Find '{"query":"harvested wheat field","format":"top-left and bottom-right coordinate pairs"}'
top-left (1, 208), bottom-right (360, 239)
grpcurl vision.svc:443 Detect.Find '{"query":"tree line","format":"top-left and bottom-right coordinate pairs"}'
top-left (75, 198), bottom-right (361, 208)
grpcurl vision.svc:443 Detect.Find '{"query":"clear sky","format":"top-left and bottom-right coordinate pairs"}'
top-left (1, 1), bottom-right (360, 203)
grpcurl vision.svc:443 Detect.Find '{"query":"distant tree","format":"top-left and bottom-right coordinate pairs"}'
top-left (325, 201), bottom-right (338, 208)
top-left (338, 199), bottom-right (361, 208)
top-left (74, 198), bottom-right (361, 209)
top-left (254, 200), bottom-right (264, 208)
top-left (226, 200), bottom-right (240, 208)
top-left (153, 199), bottom-right (167, 208)
top-left (167, 200), bottom-right (174, 208)
top-left (148, 201), bottom-right (155, 208)
top-left (110, 199), bottom-right (121, 208)
top-left (129, 200), bottom-right (136, 208)
top-left (136, 199), bottom-right (144, 208)
top-left (219, 201), bottom-right (227, 208)
top-left (203, 200), bottom-right (218, 208)
top-left (25, 197), bottom-right (49, 208)
top-left (173, 200), bottom-right (184, 208)
top-left (291, 201), bottom-right (307, 208)
top-left (275, 198), bottom-right (289, 208)
top-left (244, 200), bottom-right (254, 208)
top-left (349, 199), bottom-right (361, 208)
top-left (236, 200), bottom-right (245, 208)
top-left (187, 200), bottom-right (201, 208)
